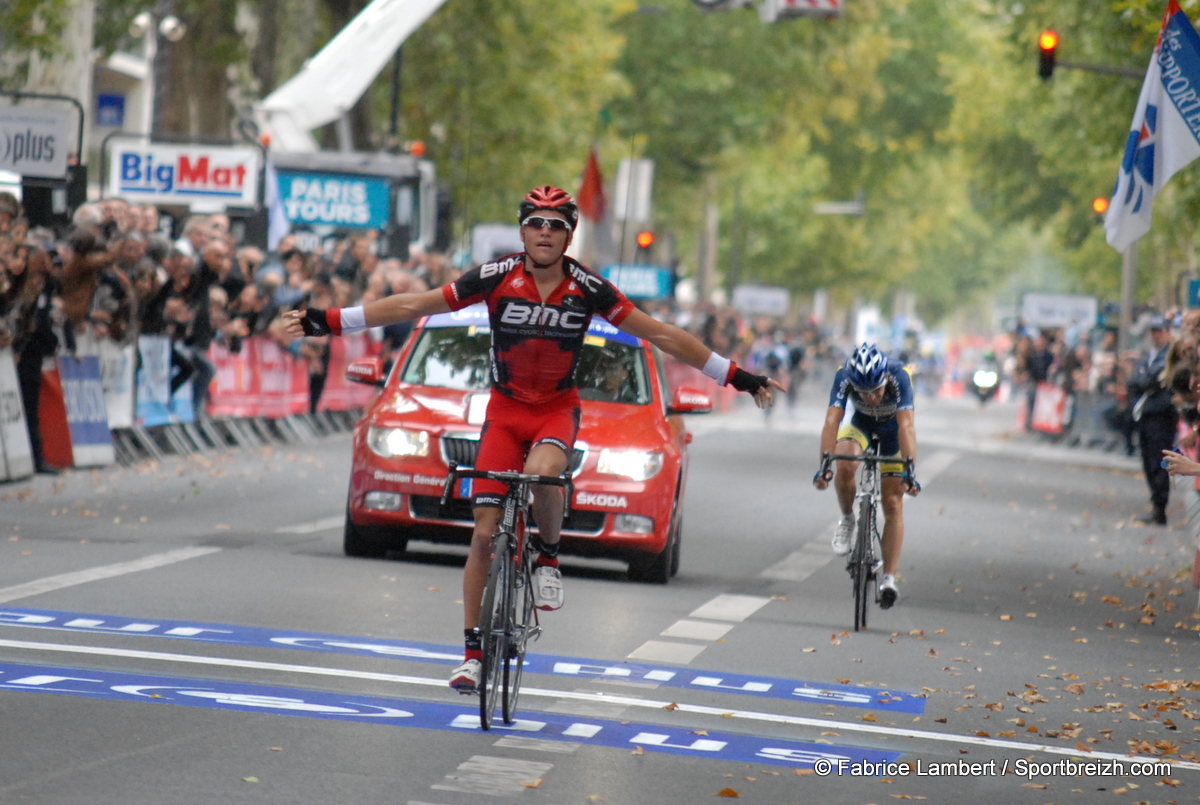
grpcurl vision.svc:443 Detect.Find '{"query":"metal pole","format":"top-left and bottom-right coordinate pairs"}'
top-left (388, 45), bottom-right (403, 137)
top-left (1118, 240), bottom-right (1138, 355)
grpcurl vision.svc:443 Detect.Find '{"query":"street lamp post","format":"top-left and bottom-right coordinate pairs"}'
top-left (129, 6), bottom-right (186, 136)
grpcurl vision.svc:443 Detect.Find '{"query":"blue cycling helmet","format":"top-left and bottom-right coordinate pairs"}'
top-left (846, 343), bottom-right (888, 390)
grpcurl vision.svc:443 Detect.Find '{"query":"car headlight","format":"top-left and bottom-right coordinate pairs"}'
top-left (596, 449), bottom-right (663, 481)
top-left (367, 426), bottom-right (430, 459)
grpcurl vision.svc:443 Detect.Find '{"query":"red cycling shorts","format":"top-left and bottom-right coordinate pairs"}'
top-left (471, 390), bottom-right (581, 508)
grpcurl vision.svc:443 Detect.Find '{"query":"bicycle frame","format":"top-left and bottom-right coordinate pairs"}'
top-left (440, 463), bottom-right (573, 729)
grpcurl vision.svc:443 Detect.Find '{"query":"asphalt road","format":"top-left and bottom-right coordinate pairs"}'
top-left (0, 392), bottom-right (1198, 804)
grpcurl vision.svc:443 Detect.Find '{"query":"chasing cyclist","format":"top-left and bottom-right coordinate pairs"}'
top-left (283, 186), bottom-right (782, 692)
top-left (813, 343), bottom-right (920, 608)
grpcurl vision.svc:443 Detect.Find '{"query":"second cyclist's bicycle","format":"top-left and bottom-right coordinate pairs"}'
top-left (819, 441), bottom-right (912, 632)
top-left (440, 462), bottom-right (573, 730)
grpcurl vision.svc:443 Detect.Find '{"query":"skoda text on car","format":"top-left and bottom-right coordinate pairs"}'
top-left (341, 304), bottom-right (712, 583)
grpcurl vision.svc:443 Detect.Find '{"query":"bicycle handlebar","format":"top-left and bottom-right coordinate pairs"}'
top-left (439, 462), bottom-right (575, 521)
top-left (818, 451), bottom-right (916, 481)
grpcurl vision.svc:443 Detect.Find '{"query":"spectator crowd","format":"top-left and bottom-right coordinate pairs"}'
top-left (0, 192), bottom-right (458, 474)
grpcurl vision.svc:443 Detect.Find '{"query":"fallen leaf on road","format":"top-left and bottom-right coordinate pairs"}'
top-left (862, 713), bottom-right (879, 722)
top-left (803, 648), bottom-right (816, 653)
top-left (269, 747), bottom-right (282, 751)
top-left (1064, 683), bottom-right (1085, 694)
top-left (795, 769), bottom-right (813, 776)
top-left (999, 615), bottom-right (1012, 621)
top-left (831, 634), bottom-right (841, 645)
top-left (521, 779), bottom-right (542, 789)
top-left (1022, 783), bottom-right (1047, 789)
top-left (692, 730), bottom-right (708, 736)
top-left (716, 788), bottom-right (739, 798)
top-left (631, 746), bottom-right (644, 755)
top-left (1076, 743), bottom-right (1092, 752)
top-left (909, 629), bottom-right (924, 636)
top-left (242, 777), bottom-right (259, 783)
top-left (934, 718), bottom-right (947, 723)
top-left (835, 678), bottom-right (851, 684)
top-left (926, 649), bottom-right (938, 658)
top-left (663, 702), bottom-right (679, 711)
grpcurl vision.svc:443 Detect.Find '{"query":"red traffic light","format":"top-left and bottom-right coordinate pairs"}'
top-left (1038, 29), bottom-right (1058, 80)
top-left (1093, 197), bottom-right (1110, 214)
top-left (636, 231), bottom-right (655, 249)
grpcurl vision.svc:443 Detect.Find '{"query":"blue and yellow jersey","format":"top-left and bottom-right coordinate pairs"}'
top-left (828, 362), bottom-right (915, 423)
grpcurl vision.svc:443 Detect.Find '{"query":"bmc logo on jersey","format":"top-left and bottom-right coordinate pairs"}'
top-left (480, 258), bottom-right (519, 279)
top-left (500, 303), bottom-right (587, 329)
top-left (568, 264), bottom-right (603, 294)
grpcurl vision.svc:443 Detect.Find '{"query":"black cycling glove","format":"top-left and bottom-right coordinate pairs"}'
top-left (299, 308), bottom-right (332, 337)
top-left (813, 468), bottom-right (832, 487)
top-left (729, 365), bottom-right (770, 394)
top-left (904, 474), bottom-right (921, 494)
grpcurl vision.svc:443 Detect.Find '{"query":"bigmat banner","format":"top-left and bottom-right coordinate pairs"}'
top-left (106, 140), bottom-right (261, 206)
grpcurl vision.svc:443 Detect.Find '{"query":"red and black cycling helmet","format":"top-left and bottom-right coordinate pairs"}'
top-left (518, 185), bottom-right (579, 229)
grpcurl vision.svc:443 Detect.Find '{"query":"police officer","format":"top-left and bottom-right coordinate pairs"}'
top-left (1126, 316), bottom-right (1177, 525)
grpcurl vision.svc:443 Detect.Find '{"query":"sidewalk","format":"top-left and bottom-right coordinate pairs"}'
top-left (686, 390), bottom-right (1142, 473)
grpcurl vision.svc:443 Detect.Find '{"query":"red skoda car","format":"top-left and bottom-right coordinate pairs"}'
top-left (342, 304), bottom-right (712, 583)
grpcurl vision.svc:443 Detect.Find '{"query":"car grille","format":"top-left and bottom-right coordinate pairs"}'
top-left (441, 434), bottom-right (587, 476)
top-left (409, 495), bottom-right (606, 534)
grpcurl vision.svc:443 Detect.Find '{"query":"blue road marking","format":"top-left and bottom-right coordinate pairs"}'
top-left (0, 606), bottom-right (923, 714)
top-left (0, 660), bottom-right (902, 769)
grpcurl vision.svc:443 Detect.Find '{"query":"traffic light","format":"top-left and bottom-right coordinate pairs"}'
top-left (1039, 30), bottom-right (1058, 80)
top-left (635, 230), bottom-right (655, 260)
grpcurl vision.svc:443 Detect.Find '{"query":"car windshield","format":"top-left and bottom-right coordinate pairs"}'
top-left (400, 326), bottom-right (653, 404)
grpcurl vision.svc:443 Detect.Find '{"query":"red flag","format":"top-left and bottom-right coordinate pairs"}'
top-left (577, 148), bottom-right (607, 221)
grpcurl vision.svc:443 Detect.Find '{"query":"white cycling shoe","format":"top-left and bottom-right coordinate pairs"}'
top-left (831, 517), bottom-right (855, 556)
top-left (534, 566), bottom-right (564, 611)
top-left (878, 574), bottom-right (899, 609)
top-left (449, 658), bottom-right (481, 693)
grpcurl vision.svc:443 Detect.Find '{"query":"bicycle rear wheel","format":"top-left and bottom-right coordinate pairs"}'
top-left (478, 537), bottom-right (511, 730)
top-left (852, 497), bottom-right (874, 632)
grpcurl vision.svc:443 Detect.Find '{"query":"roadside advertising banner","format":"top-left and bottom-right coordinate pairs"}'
top-left (106, 139), bottom-right (261, 206)
top-left (98, 341), bottom-right (136, 429)
top-left (207, 337), bottom-right (309, 418)
top-left (136, 336), bottom-right (196, 426)
top-left (0, 101), bottom-right (72, 179)
top-left (275, 170), bottom-right (391, 229)
top-left (0, 348), bottom-right (33, 480)
top-left (317, 333), bottom-right (379, 411)
top-left (57, 355), bottom-right (114, 467)
top-left (601, 264), bottom-right (674, 300)
top-left (1021, 293), bottom-right (1098, 329)
top-left (1030, 381), bottom-right (1067, 435)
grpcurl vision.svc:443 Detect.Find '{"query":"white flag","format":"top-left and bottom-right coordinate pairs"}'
top-left (1106, 0), bottom-right (1200, 252)
top-left (264, 156), bottom-right (291, 251)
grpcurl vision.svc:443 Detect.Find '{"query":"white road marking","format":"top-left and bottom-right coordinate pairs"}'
top-left (493, 737), bottom-right (581, 754)
top-left (625, 641), bottom-right (707, 664)
top-left (760, 532), bottom-right (836, 582)
top-left (919, 450), bottom-right (961, 482)
top-left (760, 450), bottom-right (962, 581)
top-left (274, 516), bottom-right (343, 534)
top-left (687, 594), bottom-right (771, 622)
top-left (431, 755), bottom-right (553, 795)
top-left (0, 637), bottom-right (1195, 770)
top-left (659, 620), bottom-right (733, 641)
top-left (0, 548), bottom-right (223, 604)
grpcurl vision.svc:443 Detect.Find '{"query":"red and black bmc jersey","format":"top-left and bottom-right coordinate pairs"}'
top-left (441, 254), bottom-right (637, 405)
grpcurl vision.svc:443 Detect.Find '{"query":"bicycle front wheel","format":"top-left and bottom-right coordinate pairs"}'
top-left (852, 497), bottom-right (874, 632)
top-left (478, 538), bottom-right (511, 730)
top-left (502, 554), bottom-right (536, 724)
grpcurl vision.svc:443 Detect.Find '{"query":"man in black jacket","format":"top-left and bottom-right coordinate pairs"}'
top-left (1127, 317), bottom-right (1177, 525)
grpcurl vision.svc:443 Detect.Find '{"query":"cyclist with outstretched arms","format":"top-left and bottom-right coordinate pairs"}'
top-left (812, 344), bottom-right (920, 608)
top-left (284, 186), bottom-right (782, 692)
